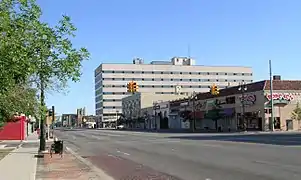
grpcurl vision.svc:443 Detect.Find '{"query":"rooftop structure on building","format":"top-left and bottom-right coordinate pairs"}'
top-left (95, 56), bottom-right (253, 124)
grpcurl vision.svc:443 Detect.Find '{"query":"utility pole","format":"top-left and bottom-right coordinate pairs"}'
top-left (269, 60), bottom-right (274, 131)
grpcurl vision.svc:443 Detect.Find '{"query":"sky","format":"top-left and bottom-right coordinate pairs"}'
top-left (37, 0), bottom-right (301, 115)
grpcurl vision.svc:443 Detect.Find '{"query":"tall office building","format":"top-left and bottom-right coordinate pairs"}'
top-left (95, 57), bottom-right (253, 123)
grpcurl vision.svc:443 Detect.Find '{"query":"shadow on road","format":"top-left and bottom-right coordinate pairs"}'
top-left (55, 128), bottom-right (88, 132)
top-left (168, 133), bottom-right (301, 146)
top-left (112, 129), bottom-right (191, 133)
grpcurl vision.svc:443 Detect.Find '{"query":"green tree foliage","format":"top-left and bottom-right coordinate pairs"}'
top-left (0, 0), bottom-right (90, 127)
top-left (291, 102), bottom-right (301, 129)
top-left (0, 0), bottom-right (41, 124)
top-left (204, 101), bottom-right (224, 130)
top-left (0, 84), bottom-right (39, 120)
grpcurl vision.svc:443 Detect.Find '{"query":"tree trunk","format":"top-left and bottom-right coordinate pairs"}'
top-left (215, 119), bottom-right (218, 131)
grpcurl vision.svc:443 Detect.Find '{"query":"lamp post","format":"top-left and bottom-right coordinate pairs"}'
top-left (191, 91), bottom-right (198, 132)
top-left (238, 83), bottom-right (247, 131)
top-left (116, 110), bottom-right (119, 128)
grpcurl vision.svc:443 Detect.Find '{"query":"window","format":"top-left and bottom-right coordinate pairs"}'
top-left (226, 96), bottom-right (235, 104)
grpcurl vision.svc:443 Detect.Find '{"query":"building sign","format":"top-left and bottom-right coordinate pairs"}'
top-left (266, 93), bottom-right (294, 101)
top-left (239, 94), bottom-right (256, 105)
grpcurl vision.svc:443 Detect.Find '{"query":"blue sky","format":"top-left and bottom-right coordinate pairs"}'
top-left (38, 0), bottom-right (301, 115)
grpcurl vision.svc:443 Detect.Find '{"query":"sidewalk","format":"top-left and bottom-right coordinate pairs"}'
top-left (0, 132), bottom-right (39, 180)
top-left (0, 132), bottom-right (112, 180)
top-left (35, 141), bottom-right (103, 180)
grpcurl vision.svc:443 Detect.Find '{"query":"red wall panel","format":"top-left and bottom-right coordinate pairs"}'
top-left (0, 116), bottom-right (26, 140)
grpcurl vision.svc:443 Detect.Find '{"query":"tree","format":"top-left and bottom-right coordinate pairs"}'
top-left (291, 102), bottom-right (301, 129)
top-left (204, 101), bottom-right (224, 131)
top-left (0, 84), bottom-right (39, 121)
top-left (1, 0), bottom-right (90, 150)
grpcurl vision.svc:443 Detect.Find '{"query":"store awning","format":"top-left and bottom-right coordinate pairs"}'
top-left (265, 99), bottom-right (289, 108)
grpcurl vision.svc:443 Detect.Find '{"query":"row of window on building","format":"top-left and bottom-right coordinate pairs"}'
top-left (95, 70), bottom-right (252, 77)
top-left (95, 77), bottom-right (252, 84)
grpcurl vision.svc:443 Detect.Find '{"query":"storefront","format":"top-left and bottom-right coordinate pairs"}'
top-left (264, 91), bottom-right (300, 131)
top-left (191, 80), bottom-right (301, 131)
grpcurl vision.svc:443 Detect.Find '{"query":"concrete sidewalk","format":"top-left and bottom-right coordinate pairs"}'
top-left (0, 132), bottom-right (39, 180)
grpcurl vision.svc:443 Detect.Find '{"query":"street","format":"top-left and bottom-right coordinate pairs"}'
top-left (54, 129), bottom-right (301, 180)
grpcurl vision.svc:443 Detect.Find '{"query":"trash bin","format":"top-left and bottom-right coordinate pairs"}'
top-left (54, 140), bottom-right (63, 154)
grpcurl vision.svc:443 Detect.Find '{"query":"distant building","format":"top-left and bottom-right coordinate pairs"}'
top-left (95, 57), bottom-right (253, 123)
top-left (76, 107), bottom-right (86, 126)
top-left (121, 92), bottom-right (187, 129)
top-left (61, 114), bottom-right (77, 127)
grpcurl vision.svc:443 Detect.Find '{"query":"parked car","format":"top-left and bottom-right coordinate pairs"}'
top-left (117, 125), bottom-right (125, 129)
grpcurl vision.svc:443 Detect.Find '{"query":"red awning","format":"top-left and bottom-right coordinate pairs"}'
top-left (189, 111), bottom-right (205, 119)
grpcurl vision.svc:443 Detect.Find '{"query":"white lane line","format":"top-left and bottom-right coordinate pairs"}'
top-left (107, 134), bottom-right (123, 137)
top-left (116, 150), bottom-right (130, 156)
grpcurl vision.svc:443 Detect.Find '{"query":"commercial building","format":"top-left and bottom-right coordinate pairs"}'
top-left (76, 107), bottom-right (86, 127)
top-left (95, 57), bottom-right (253, 123)
top-left (121, 92), bottom-right (187, 129)
top-left (169, 77), bottom-right (301, 132)
top-left (61, 114), bottom-right (77, 127)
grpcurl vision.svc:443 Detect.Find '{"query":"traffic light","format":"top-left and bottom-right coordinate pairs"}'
top-left (127, 81), bottom-right (134, 93)
top-left (133, 82), bottom-right (139, 92)
top-left (214, 85), bottom-right (219, 95)
top-left (210, 84), bottom-right (219, 95)
top-left (48, 109), bottom-right (53, 116)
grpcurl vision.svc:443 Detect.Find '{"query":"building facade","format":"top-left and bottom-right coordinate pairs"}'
top-left (95, 57), bottom-right (253, 123)
top-left (169, 79), bottom-right (301, 132)
top-left (122, 92), bottom-right (186, 129)
top-left (61, 114), bottom-right (77, 127)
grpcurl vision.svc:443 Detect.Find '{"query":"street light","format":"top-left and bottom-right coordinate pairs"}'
top-left (238, 83), bottom-right (247, 131)
top-left (190, 91), bottom-right (198, 132)
top-left (153, 103), bottom-right (159, 130)
top-left (116, 110), bottom-right (119, 128)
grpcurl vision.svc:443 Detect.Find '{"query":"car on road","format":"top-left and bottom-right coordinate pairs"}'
top-left (117, 125), bottom-right (125, 129)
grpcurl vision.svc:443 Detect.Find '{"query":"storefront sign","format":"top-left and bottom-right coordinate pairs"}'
top-left (266, 93), bottom-right (294, 101)
top-left (239, 94), bottom-right (256, 105)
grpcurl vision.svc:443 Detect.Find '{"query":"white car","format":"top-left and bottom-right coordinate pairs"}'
top-left (117, 125), bottom-right (125, 129)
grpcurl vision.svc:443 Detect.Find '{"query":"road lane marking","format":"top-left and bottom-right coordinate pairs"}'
top-left (116, 150), bottom-right (130, 156)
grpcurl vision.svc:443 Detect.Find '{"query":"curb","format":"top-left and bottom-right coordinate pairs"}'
top-left (65, 146), bottom-right (114, 180)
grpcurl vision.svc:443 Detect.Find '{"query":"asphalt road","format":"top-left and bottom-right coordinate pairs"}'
top-left (54, 129), bottom-right (301, 180)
